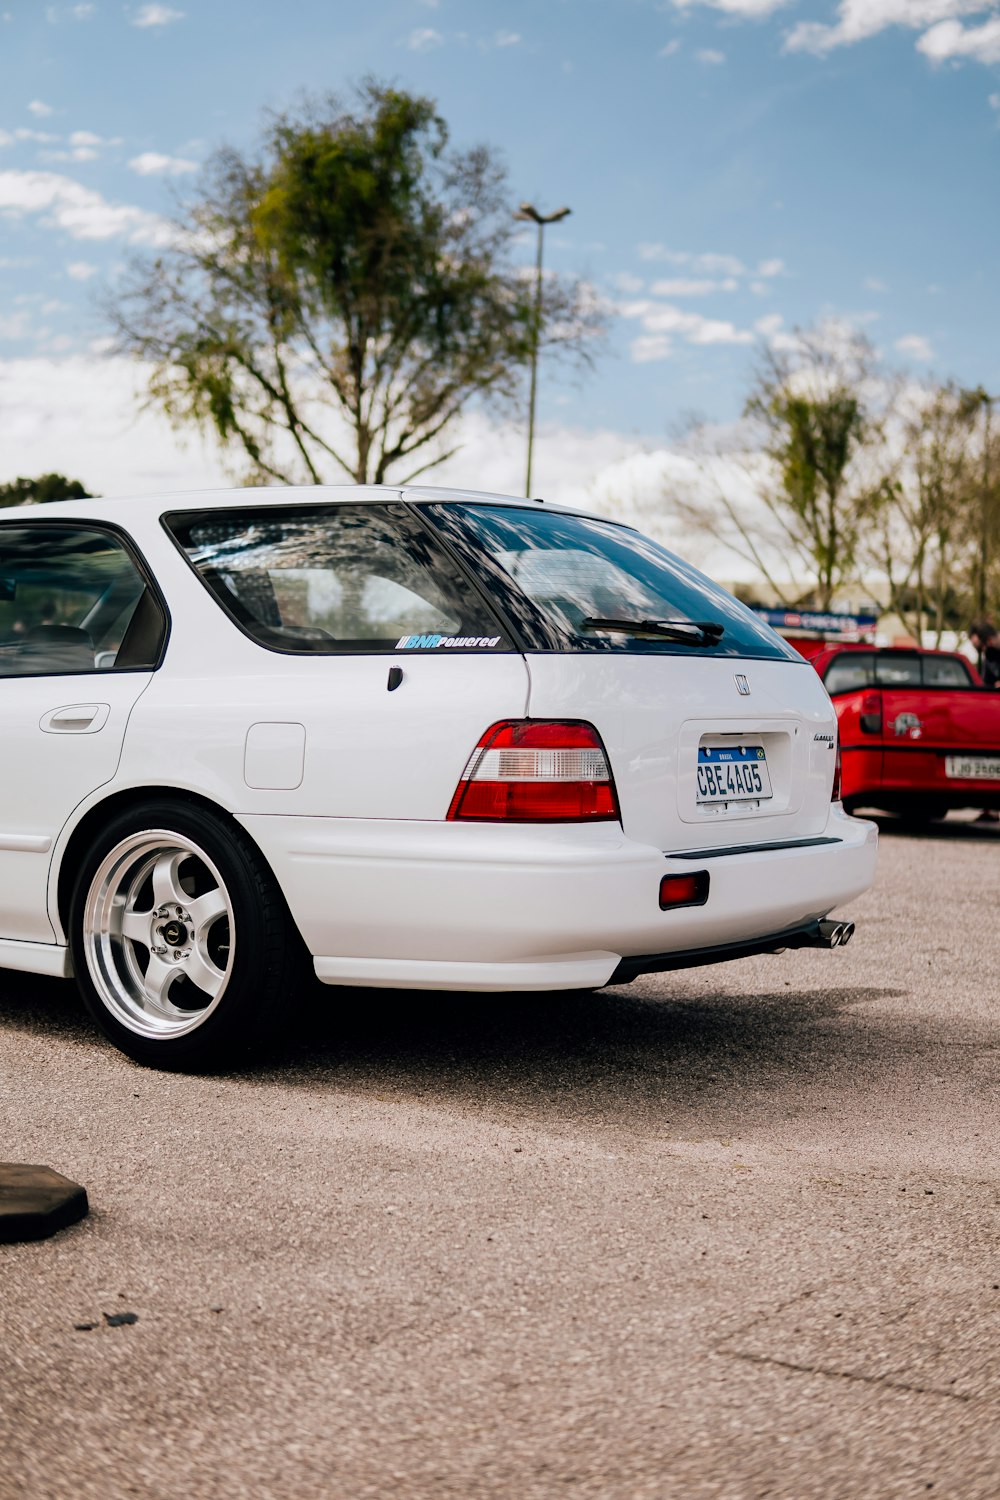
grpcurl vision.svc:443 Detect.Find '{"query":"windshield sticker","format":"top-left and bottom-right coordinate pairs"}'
top-left (395, 634), bottom-right (502, 650)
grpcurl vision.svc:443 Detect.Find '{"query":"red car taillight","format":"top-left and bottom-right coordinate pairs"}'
top-left (859, 691), bottom-right (882, 735)
top-left (832, 738), bottom-right (843, 802)
top-left (447, 720), bottom-right (621, 822)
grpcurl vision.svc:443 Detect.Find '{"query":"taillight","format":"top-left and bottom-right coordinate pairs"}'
top-left (859, 691), bottom-right (882, 735)
top-left (832, 737), bottom-right (842, 802)
top-left (447, 720), bottom-right (620, 822)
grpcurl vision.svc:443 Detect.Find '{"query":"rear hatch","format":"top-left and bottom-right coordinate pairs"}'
top-left (823, 648), bottom-right (1000, 794)
top-left (419, 497), bottom-right (839, 851)
top-left (524, 653), bottom-right (836, 852)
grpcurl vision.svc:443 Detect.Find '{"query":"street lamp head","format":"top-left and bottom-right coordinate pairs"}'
top-left (513, 202), bottom-right (572, 225)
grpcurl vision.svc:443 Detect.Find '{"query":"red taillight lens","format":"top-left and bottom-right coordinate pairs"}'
top-left (832, 739), bottom-right (843, 802)
top-left (659, 871), bottom-right (710, 909)
top-left (859, 691), bottom-right (882, 736)
top-left (447, 720), bottom-right (621, 823)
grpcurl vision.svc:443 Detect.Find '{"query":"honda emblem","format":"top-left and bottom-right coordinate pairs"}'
top-left (734, 674), bottom-right (751, 696)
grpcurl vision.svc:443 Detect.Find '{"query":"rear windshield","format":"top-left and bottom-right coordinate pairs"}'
top-left (823, 652), bottom-right (975, 694)
top-left (424, 503), bottom-right (799, 661)
top-left (164, 504), bottom-right (512, 655)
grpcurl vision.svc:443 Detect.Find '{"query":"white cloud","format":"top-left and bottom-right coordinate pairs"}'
top-left (132, 3), bottom-right (184, 25)
top-left (14, 128), bottom-right (59, 143)
top-left (73, 3), bottom-right (96, 16)
top-left (0, 169), bottom-right (172, 244)
top-left (488, 29), bottom-right (521, 47)
top-left (917, 15), bottom-right (1000, 61)
top-left (66, 259), bottom-right (98, 279)
top-left (637, 245), bottom-right (746, 276)
top-left (756, 257), bottom-right (785, 277)
top-left (0, 354), bottom-right (650, 526)
top-left (610, 271), bottom-right (644, 293)
top-left (895, 333), bottom-right (934, 361)
top-left (405, 26), bottom-right (444, 50)
top-left (785, 0), bottom-right (990, 56)
top-left (623, 298), bottom-right (755, 348)
top-left (671, 0), bottom-right (792, 14)
top-left (128, 150), bottom-right (199, 176)
top-left (42, 147), bottom-right (98, 163)
top-left (0, 131), bottom-right (11, 148)
top-left (0, 312), bottom-right (34, 339)
top-left (659, 39), bottom-right (681, 55)
top-left (649, 277), bottom-right (737, 295)
top-left (631, 334), bottom-right (673, 363)
top-left (754, 312), bottom-right (785, 337)
top-left (27, 101), bottom-right (54, 118)
top-left (697, 47), bottom-right (727, 63)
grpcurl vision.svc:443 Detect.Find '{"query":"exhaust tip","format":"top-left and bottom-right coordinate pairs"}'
top-left (839, 921), bottom-right (855, 947)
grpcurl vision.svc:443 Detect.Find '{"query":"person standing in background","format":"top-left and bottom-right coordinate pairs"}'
top-left (968, 620), bottom-right (1000, 689)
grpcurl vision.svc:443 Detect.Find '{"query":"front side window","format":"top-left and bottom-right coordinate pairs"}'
top-left (0, 524), bottom-right (163, 677)
top-left (424, 502), bottom-right (800, 661)
top-left (164, 504), bottom-right (513, 654)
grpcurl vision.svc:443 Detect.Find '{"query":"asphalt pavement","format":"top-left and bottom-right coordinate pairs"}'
top-left (1, 815), bottom-right (999, 1500)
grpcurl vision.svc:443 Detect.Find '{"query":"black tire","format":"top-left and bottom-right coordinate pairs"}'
top-left (69, 799), bottom-right (303, 1070)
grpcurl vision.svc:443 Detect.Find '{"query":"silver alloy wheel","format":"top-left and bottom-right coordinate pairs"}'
top-left (81, 829), bottom-right (236, 1040)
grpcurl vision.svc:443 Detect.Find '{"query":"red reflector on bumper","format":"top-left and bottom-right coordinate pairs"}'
top-left (659, 871), bottom-right (710, 909)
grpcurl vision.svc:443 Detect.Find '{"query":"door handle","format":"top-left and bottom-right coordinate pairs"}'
top-left (40, 703), bottom-right (110, 734)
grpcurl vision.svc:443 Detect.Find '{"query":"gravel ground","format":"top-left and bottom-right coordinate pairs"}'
top-left (1, 815), bottom-right (999, 1500)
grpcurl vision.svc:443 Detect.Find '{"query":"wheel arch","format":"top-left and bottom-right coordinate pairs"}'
top-left (55, 786), bottom-right (284, 940)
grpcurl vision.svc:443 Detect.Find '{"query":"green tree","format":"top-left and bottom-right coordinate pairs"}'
top-left (0, 474), bottom-right (92, 507)
top-left (742, 331), bottom-right (882, 610)
top-left (109, 82), bottom-right (604, 487)
top-left (672, 326), bottom-right (886, 609)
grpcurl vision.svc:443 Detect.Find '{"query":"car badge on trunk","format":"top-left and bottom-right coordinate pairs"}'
top-left (734, 674), bottom-right (751, 695)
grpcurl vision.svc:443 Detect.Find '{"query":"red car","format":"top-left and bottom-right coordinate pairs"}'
top-left (811, 644), bottom-right (1000, 821)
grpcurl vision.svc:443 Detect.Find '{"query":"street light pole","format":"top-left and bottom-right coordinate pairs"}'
top-left (513, 201), bottom-right (571, 497)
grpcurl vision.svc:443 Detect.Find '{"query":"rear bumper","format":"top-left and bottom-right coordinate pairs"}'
top-left (237, 804), bottom-right (877, 992)
top-left (609, 918), bottom-right (853, 985)
top-left (846, 744), bottom-right (1000, 808)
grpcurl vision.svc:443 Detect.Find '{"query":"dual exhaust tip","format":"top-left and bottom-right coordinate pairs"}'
top-left (817, 919), bottom-right (855, 949)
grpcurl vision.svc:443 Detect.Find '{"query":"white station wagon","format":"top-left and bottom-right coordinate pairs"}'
top-left (0, 485), bottom-right (876, 1067)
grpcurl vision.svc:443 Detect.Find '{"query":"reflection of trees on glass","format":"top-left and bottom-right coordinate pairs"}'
top-left (172, 505), bottom-right (506, 652)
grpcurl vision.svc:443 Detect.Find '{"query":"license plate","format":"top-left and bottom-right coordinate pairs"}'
top-left (945, 755), bottom-right (1000, 781)
top-left (697, 745), bottom-right (773, 804)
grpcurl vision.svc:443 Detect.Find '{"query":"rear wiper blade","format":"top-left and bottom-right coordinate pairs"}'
top-left (581, 616), bottom-right (726, 644)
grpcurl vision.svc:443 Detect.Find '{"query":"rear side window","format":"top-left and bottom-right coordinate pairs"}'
top-left (424, 503), bottom-right (799, 661)
top-left (922, 654), bottom-right (974, 688)
top-left (165, 504), bottom-right (512, 655)
top-left (824, 653), bottom-right (974, 693)
top-left (823, 654), bottom-right (876, 695)
top-left (0, 523), bottom-right (164, 676)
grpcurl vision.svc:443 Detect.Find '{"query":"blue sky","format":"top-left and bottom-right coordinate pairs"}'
top-left (0, 0), bottom-right (998, 500)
